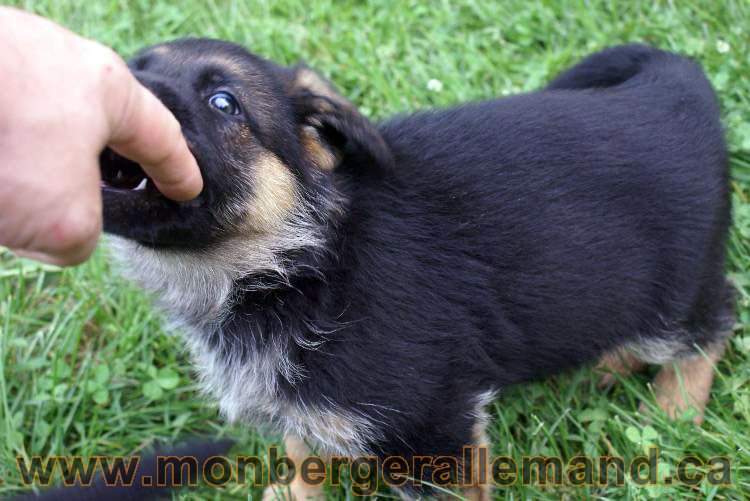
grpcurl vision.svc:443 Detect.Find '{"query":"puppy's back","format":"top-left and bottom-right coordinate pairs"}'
top-left (355, 45), bottom-right (729, 378)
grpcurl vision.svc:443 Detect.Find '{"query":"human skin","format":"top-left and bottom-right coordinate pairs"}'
top-left (0, 7), bottom-right (203, 265)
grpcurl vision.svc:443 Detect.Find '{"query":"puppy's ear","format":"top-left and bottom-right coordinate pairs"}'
top-left (286, 66), bottom-right (394, 171)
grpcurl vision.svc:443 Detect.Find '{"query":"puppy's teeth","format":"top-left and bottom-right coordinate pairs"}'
top-left (133, 178), bottom-right (148, 191)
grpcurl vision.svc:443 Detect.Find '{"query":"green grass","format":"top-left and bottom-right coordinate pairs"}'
top-left (2, 0), bottom-right (750, 499)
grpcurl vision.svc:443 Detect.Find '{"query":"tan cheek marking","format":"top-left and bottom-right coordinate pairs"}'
top-left (245, 152), bottom-right (298, 233)
top-left (648, 341), bottom-right (726, 425)
top-left (301, 126), bottom-right (337, 171)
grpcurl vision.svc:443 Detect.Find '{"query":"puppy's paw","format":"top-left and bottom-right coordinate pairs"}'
top-left (641, 343), bottom-right (725, 425)
top-left (643, 370), bottom-right (710, 425)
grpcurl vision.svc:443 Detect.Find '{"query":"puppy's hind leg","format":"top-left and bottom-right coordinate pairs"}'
top-left (646, 340), bottom-right (727, 425)
top-left (626, 322), bottom-right (732, 425)
top-left (638, 278), bottom-right (735, 424)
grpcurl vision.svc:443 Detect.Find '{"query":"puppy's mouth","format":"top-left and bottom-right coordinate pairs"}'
top-left (100, 149), bottom-right (157, 195)
top-left (100, 147), bottom-right (223, 248)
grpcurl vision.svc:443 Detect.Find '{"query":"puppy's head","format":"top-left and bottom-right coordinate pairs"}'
top-left (101, 38), bottom-right (392, 251)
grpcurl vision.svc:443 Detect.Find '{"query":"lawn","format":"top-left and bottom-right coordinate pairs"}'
top-left (1, 0), bottom-right (749, 499)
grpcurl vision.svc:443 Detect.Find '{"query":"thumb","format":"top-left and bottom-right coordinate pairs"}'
top-left (104, 61), bottom-right (203, 201)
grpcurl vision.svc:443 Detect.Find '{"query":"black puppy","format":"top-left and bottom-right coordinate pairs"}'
top-left (101, 41), bottom-right (732, 499)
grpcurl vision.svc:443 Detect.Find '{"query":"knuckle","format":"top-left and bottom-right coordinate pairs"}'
top-left (95, 48), bottom-right (128, 90)
top-left (96, 45), bottom-right (126, 73)
top-left (49, 206), bottom-right (101, 255)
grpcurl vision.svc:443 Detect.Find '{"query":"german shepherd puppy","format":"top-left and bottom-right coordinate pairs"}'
top-left (100, 41), bottom-right (733, 499)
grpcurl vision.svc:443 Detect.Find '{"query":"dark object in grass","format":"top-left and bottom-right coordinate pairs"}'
top-left (101, 42), bottom-right (733, 499)
top-left (14, 437), bottom-right (235, 500)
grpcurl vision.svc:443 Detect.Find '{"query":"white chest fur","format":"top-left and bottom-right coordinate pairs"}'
top-left (109, 236), bottom-right (377, 457)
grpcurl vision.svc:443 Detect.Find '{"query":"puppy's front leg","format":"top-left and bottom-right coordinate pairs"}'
top-left (461, 419), bottom-right (491, 501)
top-left (263, 436), bottom-right (325, 501)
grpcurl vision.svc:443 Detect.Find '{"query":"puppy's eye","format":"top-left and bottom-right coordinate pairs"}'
top-left (208, 91), bottom-right (241, 115)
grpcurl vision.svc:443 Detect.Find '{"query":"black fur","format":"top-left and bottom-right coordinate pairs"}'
top-left (101, 41), bottom-right (732, 494)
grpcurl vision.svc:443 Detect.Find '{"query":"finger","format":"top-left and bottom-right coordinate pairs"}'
top-left (106, 70), bottom-right (203, 201)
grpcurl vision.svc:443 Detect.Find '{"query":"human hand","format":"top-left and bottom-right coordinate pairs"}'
top-left (0, 7), bottom-right (203, 265)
